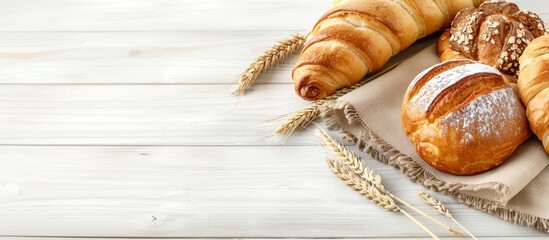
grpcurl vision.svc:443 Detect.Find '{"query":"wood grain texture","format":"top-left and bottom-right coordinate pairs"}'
top-left (0, 0), bottom-right (548, 238)
top-left (0, 146), bottom-right (544, 237)
top-left (0, 12), bottom-right (545, 85)
top-left (0, 0), bottom-right (329, 31)
top-left (3, 238), bottom-right (549, 240)
top-left (0, 0), bottom-right (543, 32)
top-left (0, 85), bottom-right (322, 146)
top-left (0, 31), bottom-right (302, 84)
top-left (0, 5), bottom-right (544, 85)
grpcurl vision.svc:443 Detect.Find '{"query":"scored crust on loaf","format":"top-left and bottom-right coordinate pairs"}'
top-left (402, 60), bottom-right (531, 175)
top-left (408, 61), bottom-right (501, 113)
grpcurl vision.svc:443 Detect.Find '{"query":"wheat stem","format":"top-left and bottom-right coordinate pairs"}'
top-left (316, 129), bottom-right (461, 236)
top-left (315, 129), bottom-right (382, 187)
top-left (320, 130), bottom-right (439, 239)
top-left (452, 218), bottom-right (478, 240)
top-left (327, 159), bottom-right (399, 211)
top-left (417, 190), bottom-right (478, 240)
top-left (391, 195), bottom-right (463, 237)
top-left (316, 129), bottom-right (363, 170)
top-left (233, 34), bottom-right (306, 96)
top-left (275, 101), bottom-right (324, 135)
top-left (399, 208), bottom-right (441, 240)
top-left (274, 54), bottom-right (410, 136)
top-left (326, 158), bottom-right (439, 239)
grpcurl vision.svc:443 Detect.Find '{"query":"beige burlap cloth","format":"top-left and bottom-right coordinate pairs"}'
top-left (323, 38), bottom-right (549, 232)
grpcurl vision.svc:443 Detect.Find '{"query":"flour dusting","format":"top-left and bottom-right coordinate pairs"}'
top-left (440, 88), bottom-right (522, 144)
top-left (409, 63), bottom-right (502, 113)
top-left (408, 63), bottom-right (438, 90)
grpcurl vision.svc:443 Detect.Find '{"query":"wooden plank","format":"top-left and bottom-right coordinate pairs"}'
top-left (0, 0), bottom-right (329, 31)
top-left (0, 26), bottom-right (547, 84)
top-left (0, 146), bottom-right (544, 237)
top-left (0, 84), bottom-right (327, 146)
top-left (2, 238), bottom-right (548, 240)
top-left (3, 238), bottom-right (549, 240)
top-left (0, 0), bottom-right (547, 239)
top-left (0, 31), bottom-right (300, 84)
top-left (0, 0), bottom-right (544, 32)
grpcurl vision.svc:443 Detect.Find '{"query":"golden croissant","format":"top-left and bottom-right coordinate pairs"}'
top-left (518, 34), bottom-right (549, 154)
top-left (292, 0), bottom-right (485, 101)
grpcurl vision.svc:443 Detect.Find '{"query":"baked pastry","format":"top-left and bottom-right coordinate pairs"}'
top-left (402, 59), bottom-right (530, 175)
top-left (437, 1), bottom-right (548, 83)
top-left (293, 0), bottom-right (485, 101)
top-left (518, 34), bottom-right (549, 154)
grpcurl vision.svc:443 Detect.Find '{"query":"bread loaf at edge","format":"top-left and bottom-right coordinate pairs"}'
top-left (402, 59), bottom-right (531, 175)
top-left (518, 34), bottom-right (549, 154)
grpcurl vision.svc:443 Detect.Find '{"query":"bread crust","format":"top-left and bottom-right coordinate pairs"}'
top-left (293, 0), bottom-right (484, 101)
top-left (402, 60), bottom-right (531, 175)
top-left (437, 1), bottom-right (548, 83)
top-left (518, 34), bottom-right (549, 154)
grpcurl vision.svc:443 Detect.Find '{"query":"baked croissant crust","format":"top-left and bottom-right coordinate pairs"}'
top-left (518, 34), bottom-right (549, 154)
top-left (293, 0), bottom-right (485, 101)
top-left (437, 1), bottom-right (548, 83)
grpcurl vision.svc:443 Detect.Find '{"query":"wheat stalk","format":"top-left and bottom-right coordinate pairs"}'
top-left (233, 34), bottom-right (306, 96)
top-left (326, 158), bottom-right (439, 240)
top-left (274, 55), bottom-right (410, 136)
top-left (417, 190), bottom-right (452, 218)
top-left (316, 129), bottom-right (462, 237)
top-left (326, 159), bottom-right (398, 211)
top-left (275, 101), bottom-right (324, 135)
top-left (315, 129), bottom-right (383, 188)
top-left (417, 190), bottom-right (478, 240)
top-left (318, 129), bottom-right (439, 239)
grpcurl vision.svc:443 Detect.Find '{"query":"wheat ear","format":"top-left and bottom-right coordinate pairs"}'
top-left (327, 159), bottom-right (398, 211)
top-left (315, 129), bottom-right (383, 189)
top-left (275, 100), bottom-right (324, 135)
top-left (326, 158), bottom-right (439, 240)
top-left (274, 55), bottom-right (409, 136)
top-left (316, 129), bottom-right (462, 237)
top-left (417, 190), bottom-right (478, 240)
top-left (233, 34), bottom-right (306, 96)
top-left (318, 129), bottom-right (438, 239)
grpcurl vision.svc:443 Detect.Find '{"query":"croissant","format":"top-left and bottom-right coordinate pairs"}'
top-left (292, 0), bottom-right (485, 101)
top-left (518, 34), bottom-right (549, 154)
top-left (437, 1), bottom-right (548, 83)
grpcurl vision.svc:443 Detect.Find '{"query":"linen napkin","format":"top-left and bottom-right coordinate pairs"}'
top-left (323, 39), bottom-right (549, 232)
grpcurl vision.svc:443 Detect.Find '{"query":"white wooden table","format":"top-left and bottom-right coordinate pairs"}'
top-left (0, 1), bottom-right (547, 239)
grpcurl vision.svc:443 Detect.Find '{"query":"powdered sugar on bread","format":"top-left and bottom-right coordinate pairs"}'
top-left (401, 59), bottom-right (531, 175)
top-left (439, 87), bottom-right (523, 144)
top-left (409, 62), bottom-right (502, 113)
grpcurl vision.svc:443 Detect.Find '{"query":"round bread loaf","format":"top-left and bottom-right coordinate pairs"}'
top-left (437, 1), bottom-right (548, 83)
top-left (401, 59), bottom-right (531, 175)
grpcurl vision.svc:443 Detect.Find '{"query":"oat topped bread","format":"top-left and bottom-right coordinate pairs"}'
top-left (437, 0), bottom-right (548, 83)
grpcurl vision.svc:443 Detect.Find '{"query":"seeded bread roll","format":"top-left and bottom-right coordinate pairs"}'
top-left (437, 1), bottom-right (548, 83)
top-left (402, 59), bottom-right (531, 175)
